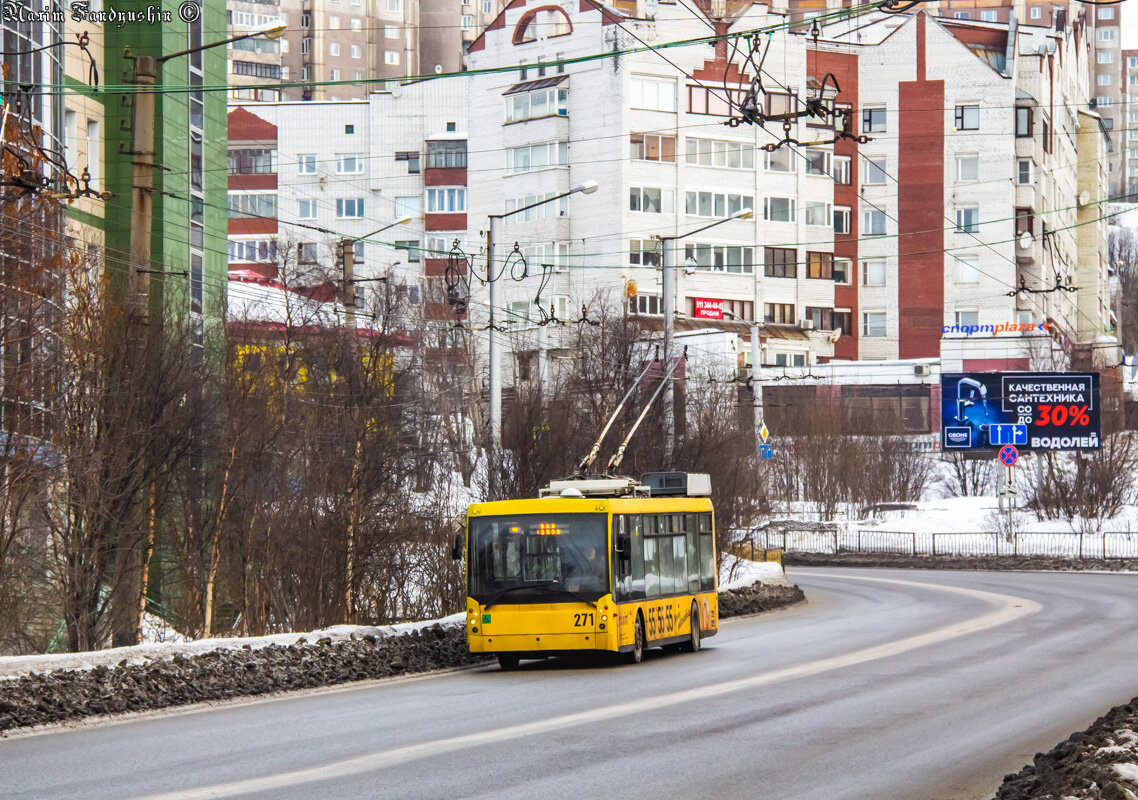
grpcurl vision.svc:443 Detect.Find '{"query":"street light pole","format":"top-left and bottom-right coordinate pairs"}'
top-left (485, 180), bottom-right (598, 499)
top-left (340, 214), bottom-right (413, 330)
top-left (657, 207), bottom-right (753, 468)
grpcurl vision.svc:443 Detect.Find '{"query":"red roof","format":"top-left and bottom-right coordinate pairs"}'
top-left (228, 106), bottom-right (277, 142)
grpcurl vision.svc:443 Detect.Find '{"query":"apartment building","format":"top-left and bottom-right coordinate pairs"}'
top-left (228, 0), bottom-right (286, 101)
top-left (227, 80), bottom-right (468, 347)
top-left (269, 0), bottom-right (507, 101)
top-left (465, 0), bottom-right (840, 378)
top-left (815, 10), bottom-right (1112, 369)
top-left (1123, 48), bottom-right (1138, 198)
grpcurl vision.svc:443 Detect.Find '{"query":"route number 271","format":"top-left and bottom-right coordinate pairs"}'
top-left (573, 613), bottom-right (594, 627)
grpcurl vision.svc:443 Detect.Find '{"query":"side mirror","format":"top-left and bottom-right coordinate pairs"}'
top-left (451, 532), bottom-right (464, 561)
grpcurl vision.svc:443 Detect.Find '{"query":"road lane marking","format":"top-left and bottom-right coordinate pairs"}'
top-left (133, 574), bottom-right (1040, 800)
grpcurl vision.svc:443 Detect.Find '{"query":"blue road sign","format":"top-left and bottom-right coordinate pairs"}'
top-left (759, 444), bottom-right (774, 459)
top-left (998, 445), bottom-right (1019, 466)
top-left (989, 423), bottom-right (1028, 446)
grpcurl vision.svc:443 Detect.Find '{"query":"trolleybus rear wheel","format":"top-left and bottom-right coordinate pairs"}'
top-left (498, 654), bottom-right (520, 670)
top-left (625, 614), bottom-right (645, 664)
top-left (683, 601), bottom-right (701, 653)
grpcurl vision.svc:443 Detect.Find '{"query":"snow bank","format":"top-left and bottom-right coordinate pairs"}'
top-left (719, 558), bottom-right (790, 591)
top-left (0, 614), bottom-right (465, 679)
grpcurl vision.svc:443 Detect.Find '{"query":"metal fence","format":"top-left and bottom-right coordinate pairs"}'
top-left (745, 529), bottom-right (1138, 560)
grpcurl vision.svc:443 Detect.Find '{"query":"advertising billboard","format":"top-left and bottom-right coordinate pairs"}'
top-left (691, 298), bottom-right (724, 320)
top-left (940, 372), bottom-right (1100, 451)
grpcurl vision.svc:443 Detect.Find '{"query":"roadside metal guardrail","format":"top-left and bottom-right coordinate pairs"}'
top-left (743, 529), bottom-right (1138, 560)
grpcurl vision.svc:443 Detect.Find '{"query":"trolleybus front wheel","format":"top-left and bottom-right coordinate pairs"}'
top-left (625, 614), bottom-right (645, 664)
top-left (498, 654), bottom-right (520, 670)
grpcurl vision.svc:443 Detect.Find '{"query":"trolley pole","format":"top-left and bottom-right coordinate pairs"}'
top-left (661, 236), bottom-right (675, 467)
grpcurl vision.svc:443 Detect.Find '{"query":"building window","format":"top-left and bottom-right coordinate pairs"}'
top-left (683, 243), bottom-right (755, 274)
top-left (336, 198), bottom-right (365, 218)
top-left (862, 312), bottom-right (887, 337)
top-left (629, 186), bottom-right (675, 214)
top-left (385, 51), bottom-right (400, 65)
top-left (806, 307), bottom-right (836, 330)
top-left (1097, 96), bottom-right (1114, 108)
top-left (1015, 207), bottom-right (1034, 236)
top-left (629, 294), bottom-right (662, 316)
top-left (806, 251), bottom-right (833, 279)
top-left (631, 76), bottom-right (678, 111)
top-left (427, 187), bottom-right (467, 213)
top-left (301, 38), bottom-right (310, 54)
top-left (864, 156), bottom-right (887, 184)
top-left (804, 201), bottom-right (830, 227)
top-left (630, 133), bottom-right (676, 162)
top-left (506, 192), bottom-right (567, 221)
top-left (351, 44), bottom-right (361, 59)
top-left (1099, 51), bottom-right (1114, 64)
top-left (980, 9), bottom-right (997, 21)
top-left (765, 303), bottom-right (796, 324)
top-left (461, 14), bottom-right (473, 29)
top-left (395, 196), bottom-right (421, 218)
top-left (1099, 28), bottom-right (1115, 41)
top-left (956, 154), bottom-right (979, 181)
top-left (506, 141), bottom-right (567, 173)
top-left (685, 190), bottom-right (754, 218)
top-left (685, 138), bottom-right (754, 169)
top-left (630, 238), bottom-right (661, 267)
top-left (956, 257), bottom-right (979, 283)
top-left (330, 42), bottom-right (340, 56)
top-left (394, 240), bottom-right (421, 262)
top-left (336, 153), bottom-right (365, 173)
top-left (953, 11), bottom-right (970, 19)
top-left (297, 243), bottom-right (318, 264)
top-left (298, 199), bottom-right (316, 219)
top-left (862, 106), bottom-right (886, 132)
top-left (351, 18), bottom-right (361, 30)
top-left (804, 148), bottom-right (830, 176)
top-left (1098, 74), bottom-right (1113, 86)
top-left (689, 85), bottom-right (748, 116)
top-left (505, 86), bottom-right (568, 122)
top-left (1018, 159), bottom-right (1032, 184)
top-left (228, 193), bottom-right (278, 218)
top-left (764, 247), bottom-right (796, 278)
top-left (227, 148), bottom-right (277, 175)
top-left (1015, 107), bottom-right (1032, 137)
top-left (833, 206), bottom-right (851, 234)
top-left (833, 155), bottom-right (851, 184)
top-left (1030, 6), bottom-right (1041, 19)
top-left (1099, 6), bottom-right (1115, 19)
top-left (763, 197), bottom-right (796, 222)
top-left (956, 205), bottom-right (979, 233)
top-left (863, 209), bottom-right (886, 236)
top-left (765, 147), bottom-right (793, 172)
top-left (833, 258), bottom-right (851, 284)
top-left (395, 150), bottom-right (421, 173)
top-left (954, 104), bottom-right (980, 130)
top-left (385, 0), bottom-right (401, 11)
top-left (427, 140), bottom-right (468, 168)
top-left (385, 24), bottom-right (399, 38)
top-left (863, 259), bottom-right (886, 286)
top-left (955, 310), bottom-right (979, 327)
top-left (345, 124), bottom-right (355, 134)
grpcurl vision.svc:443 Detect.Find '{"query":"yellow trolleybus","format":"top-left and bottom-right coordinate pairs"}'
top-left (461, 472), bottom-right (718, 669)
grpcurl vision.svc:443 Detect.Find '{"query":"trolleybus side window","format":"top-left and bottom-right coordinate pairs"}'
top-left (699, 512), bottom-right (715, 591)
top-left (686, 514), bottom-right (700, 592)
top-left (644, 534), bottom-right (660, 597)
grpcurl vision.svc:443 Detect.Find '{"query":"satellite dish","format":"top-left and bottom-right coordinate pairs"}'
top-left (434, 64), bottom-right (443, 74)
top-left (1018, 231), bottom-right (1033, 250)
top-left (1079, 190), bottom-right (1091, 207)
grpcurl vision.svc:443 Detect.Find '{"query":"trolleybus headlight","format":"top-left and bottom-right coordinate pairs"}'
top-left (598, 623), bottom-right (606, 631)
top-left (472, 627), bottom-right (478, 633)
top-left (601, 615), bottom-right (607, 622)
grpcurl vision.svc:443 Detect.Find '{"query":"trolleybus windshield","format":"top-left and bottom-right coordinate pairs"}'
top-left (469, 513), bottom-right (608, 603)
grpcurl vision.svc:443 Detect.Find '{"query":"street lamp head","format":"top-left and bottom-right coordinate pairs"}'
top-left (571, 180), bottom-right (599, 195)
top-left (732, 207), bottom-right (754, 220)
top-left (397, 215), bottom-right (413, 225)
top-left (251, 22), bottom-right (288, 39)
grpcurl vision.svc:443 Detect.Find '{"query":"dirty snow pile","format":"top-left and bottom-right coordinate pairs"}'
top-left (994, 700), bottom-right (1138, 800)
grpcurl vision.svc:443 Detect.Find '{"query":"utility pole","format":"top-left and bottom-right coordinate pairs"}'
top-left (752, 259), bottom-right (764, 462)
top-left (661, 236), bottom-right (675, 466)
top-left (486, 218), bottom-right (501, 501)
top-left (484, 181), bottom-right (598, 500)
top-left (340, 238), bottom-right (356, 331)
top-left (126, 52), bottom-right (157, 317)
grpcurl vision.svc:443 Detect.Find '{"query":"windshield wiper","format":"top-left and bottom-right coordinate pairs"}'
top-left (484, 581), bottom-right (555, 609)
top-left (548, 587), bottom-right (598, 607)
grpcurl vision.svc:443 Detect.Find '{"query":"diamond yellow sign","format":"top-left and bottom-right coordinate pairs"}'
top-left (760, 424), bottom-right (769, 443)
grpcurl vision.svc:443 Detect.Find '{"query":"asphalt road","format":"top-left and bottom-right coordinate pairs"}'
top-left (5, 568), bottom-right (1138, 800)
